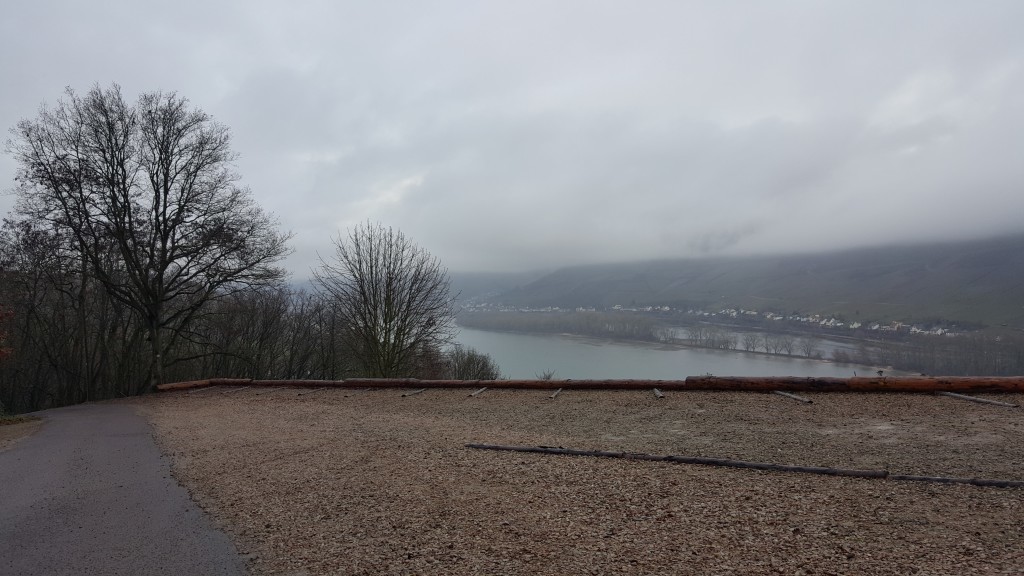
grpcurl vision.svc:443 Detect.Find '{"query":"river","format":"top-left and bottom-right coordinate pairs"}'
top-left (454, 327), bottom-right (882, 379)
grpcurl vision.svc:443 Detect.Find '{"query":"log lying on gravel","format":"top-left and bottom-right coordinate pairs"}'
top-left (467, 443), bottom-right (887, 478)
top-left (466, 444), bottom-right (1024, 488)
top-left (157, 376), bottom-right (1024, 393)
top-left (773, 391), bottom-right (813, 403)
top-left (935, 391), bottom-right (1020, 408)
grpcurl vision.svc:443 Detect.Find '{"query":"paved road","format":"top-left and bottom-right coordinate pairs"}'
top-left (0, 403), bottom-right (247, 575)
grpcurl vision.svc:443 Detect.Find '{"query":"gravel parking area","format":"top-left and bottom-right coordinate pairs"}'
top-left (140, 388), bottom-right (1024, 575)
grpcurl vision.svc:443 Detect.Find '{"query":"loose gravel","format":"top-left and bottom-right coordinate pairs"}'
top-left (139, 388), bottom-right (1024, 575)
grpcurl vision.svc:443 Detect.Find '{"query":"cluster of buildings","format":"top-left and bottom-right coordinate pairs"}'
top-left (461, 300), bottom-right (959, 337)
top-left (688, 308), bottom-right (955, 337)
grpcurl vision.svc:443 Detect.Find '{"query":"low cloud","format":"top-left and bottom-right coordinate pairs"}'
top-left (3, 1), bottom-right (1024, 274)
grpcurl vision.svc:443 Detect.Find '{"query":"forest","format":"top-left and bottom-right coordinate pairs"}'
top-left (0, 85), bottom-right (496, 415)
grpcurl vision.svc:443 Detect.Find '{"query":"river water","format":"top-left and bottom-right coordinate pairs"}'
top-left (455, 327), bottom-right (880, 380)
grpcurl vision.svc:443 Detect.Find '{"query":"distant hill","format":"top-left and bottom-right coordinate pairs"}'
top-left (491, 234), bottom-right (1024, 328)
top-left (448, 270), bottom-right (550, 304)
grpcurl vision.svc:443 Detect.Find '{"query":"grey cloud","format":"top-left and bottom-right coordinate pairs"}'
top-left (3, 1), bottom-right (1024, 275)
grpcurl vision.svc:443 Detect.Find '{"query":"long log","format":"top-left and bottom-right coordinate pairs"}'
top-left (466, 443), bottom-right (1024, 488)
top-left (936, 391), bottom-right (1020, 408)
top-left (157, 376), bottom-right (1024, 393)
top-left (773, 391), bottom-right (813, 403)
top-left (466, 443), bottom-right (886, 478)
top-left (887, 474), bottom-right (1024, 489)
top-left (159, 379), bottom-right (212, 391)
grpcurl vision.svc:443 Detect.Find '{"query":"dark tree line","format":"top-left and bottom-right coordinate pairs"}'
top-left (830, 333), bottom-right (1024, 376)
top-left (0, 254), bottom-right (499, 414)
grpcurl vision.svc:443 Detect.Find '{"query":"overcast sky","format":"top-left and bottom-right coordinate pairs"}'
top-left (2, 1), bottom-right (1023, 274)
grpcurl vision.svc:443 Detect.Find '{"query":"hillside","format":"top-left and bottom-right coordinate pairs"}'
top-left (449, 270), bottom-right (549, 303)
top-left (491, 234), bottom-right (1024, 328)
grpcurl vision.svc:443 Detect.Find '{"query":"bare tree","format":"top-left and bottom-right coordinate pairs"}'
top-left (313, 222), bottom-right (456, 378)
top-left (445, 345), bottom-right (501, 380)
top-left (686, 325), bottom-right (707, 345)
top-left (798, 337), bottom-right (819, 358)
top-left (9, 84), bottom-right (291, 389)
top-left (742, 333), bottom-right (760, 352)
top-left (778, 335), bottom-right (795, 355)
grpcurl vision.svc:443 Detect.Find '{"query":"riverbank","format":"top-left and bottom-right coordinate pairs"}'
top-left (458, 310), bottom-right (1024, 376)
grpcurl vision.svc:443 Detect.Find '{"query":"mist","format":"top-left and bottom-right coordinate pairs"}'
top-left (3, 1), bottom-right (1024, 273)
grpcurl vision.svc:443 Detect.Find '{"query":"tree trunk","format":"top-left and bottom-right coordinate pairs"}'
top-left (148, 321), bottom-right (164, 393)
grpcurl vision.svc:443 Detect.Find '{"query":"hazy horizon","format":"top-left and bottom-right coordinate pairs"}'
top-left (445, 230), bottom-right (1024, 276)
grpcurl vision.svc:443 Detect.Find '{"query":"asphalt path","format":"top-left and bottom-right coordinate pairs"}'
top-left (0, 402), bottom-right (247, 575)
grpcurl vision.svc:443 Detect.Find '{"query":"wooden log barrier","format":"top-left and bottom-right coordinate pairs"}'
top-left (682, 376), bottom-right (1024, 393)
top-left (157, 376), bottom-right (1024, 393)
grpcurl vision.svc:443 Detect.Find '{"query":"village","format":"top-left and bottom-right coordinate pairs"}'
top-left (460, 300), bottom-right (961, 338)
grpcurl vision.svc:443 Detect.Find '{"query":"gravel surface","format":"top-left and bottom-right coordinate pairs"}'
top-left (140, 388), bottom-right (1024, 575)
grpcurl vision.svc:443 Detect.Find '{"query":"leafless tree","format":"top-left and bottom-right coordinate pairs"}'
top-left (742, 333), bottom-right (760, 352)
top-left (686, 325), bottom-right (707, 344)
top-left (313, 222), bottom-right (456, 378)
top-left (778, 335), bottom-right (795, 355)
top-left (0, 218), bottom-right (150, 410)
top-left (445, 345), bottom-right (501, 380)
top-left (798, 337), bottom-right (819, 358)
top-left (8, 84), bottom-right (291, 389)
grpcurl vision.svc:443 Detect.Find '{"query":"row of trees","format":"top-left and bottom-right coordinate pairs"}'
top-left (1, 84), bottom-right (497, 414)
top-left (830, 333), bottom-right (1024, 376)
top-left (685, 325), bottom-right (821, 358)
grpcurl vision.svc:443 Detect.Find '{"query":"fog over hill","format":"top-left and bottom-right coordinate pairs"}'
top-left (456, 234), bottom-right (1024, 328)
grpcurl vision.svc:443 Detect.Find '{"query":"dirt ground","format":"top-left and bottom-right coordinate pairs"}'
top-left (139, 387), bottom-right (1024, 575)
top-left (0, 417), bottom-right (42, 452)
